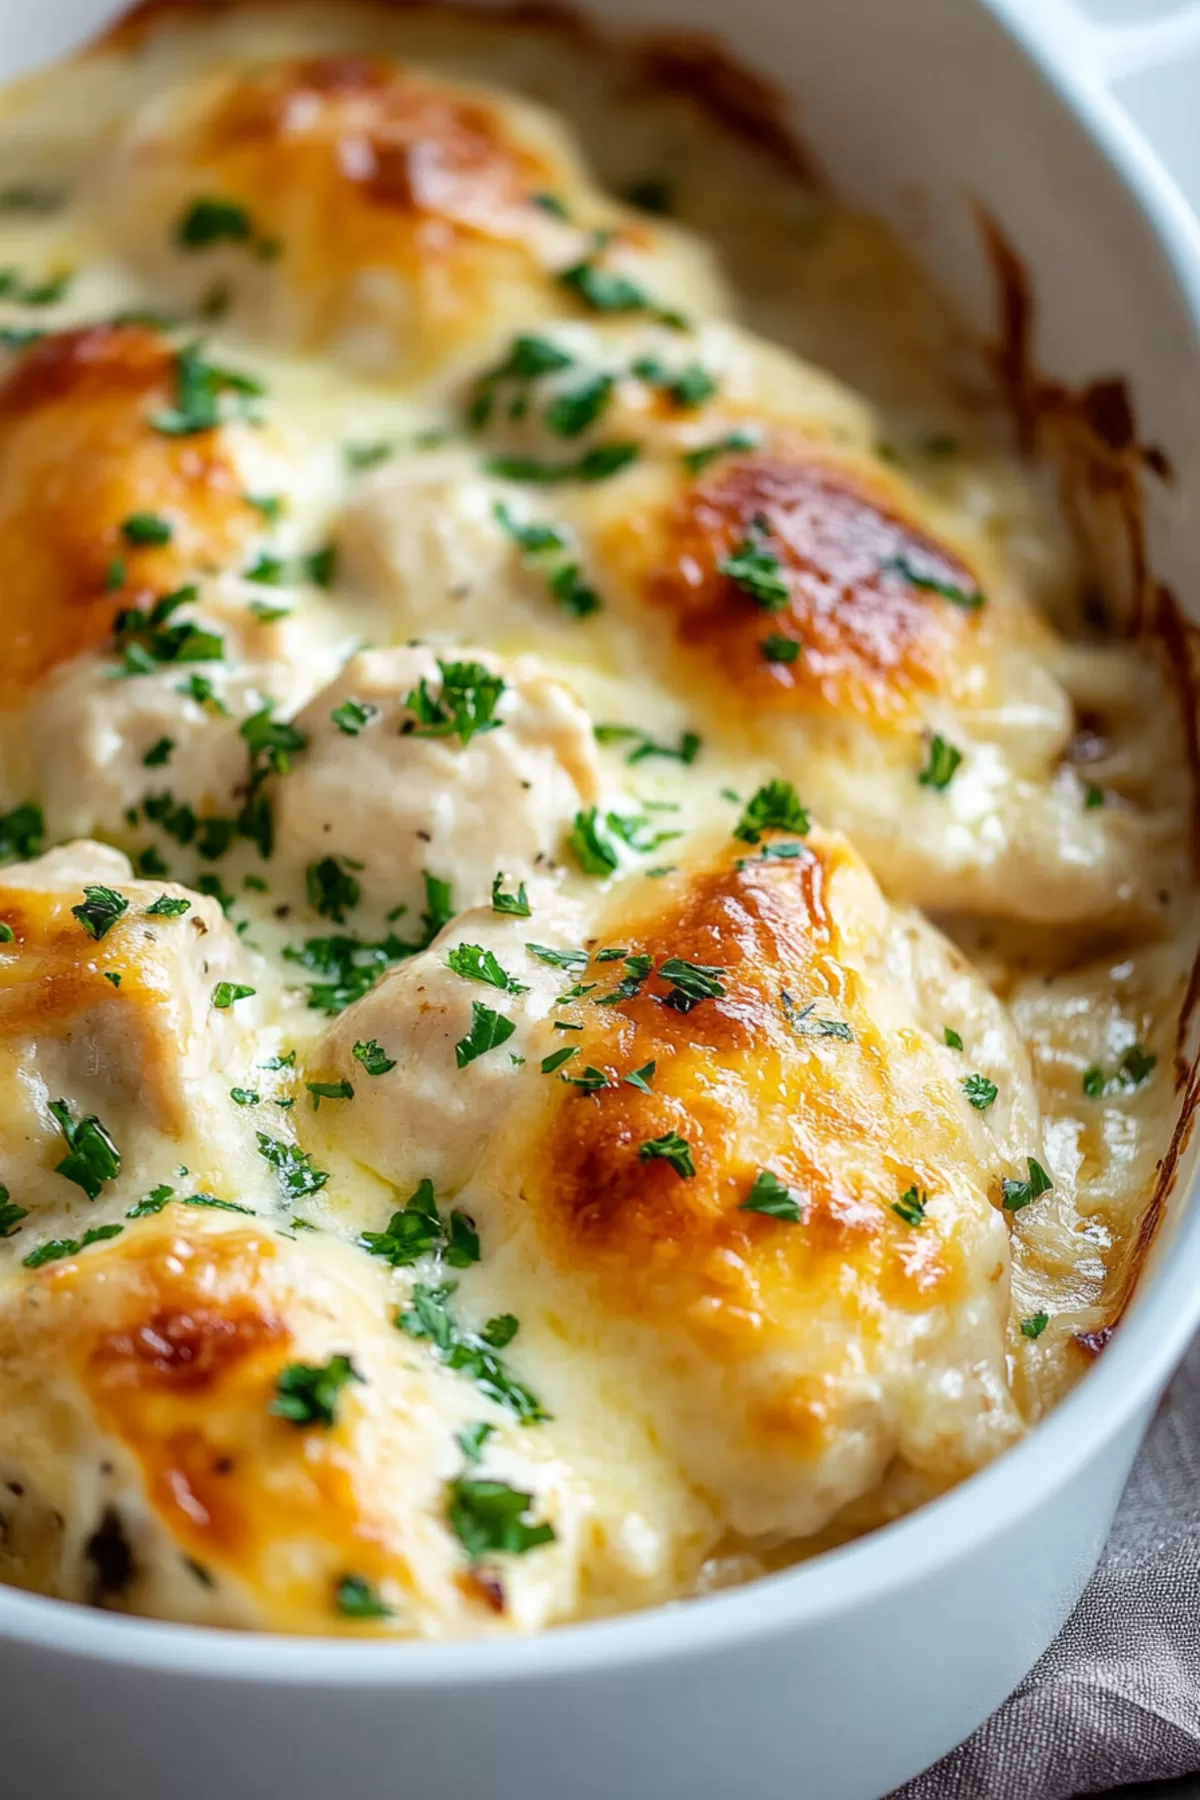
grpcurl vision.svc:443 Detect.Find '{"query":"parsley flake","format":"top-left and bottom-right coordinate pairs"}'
top-left (404, 659), bottom-right (505, 746)
top-left (891, 1185), bottom-right (928, 1227)
top-left (1021, 1312), bottom-right (1051, 1340)
top-left (271, 1354), bottom-right (361, 1428)
top-left (212, 981), bottom-right (255, 1009)
top-left (71, 884), bottom-right (128, 941)
top-left (919, 735), bottom-right (963, 791)
top-left (49, 1099), bottom-right (121, 1200)
top-left (447, 1477), bottom-right (555, 1561)
top-left (734, 780), bottom-right (809, 844)
top-left (256, 1132), bottom-right (329, 1198)
top-left (491, 874), bottom-right (531, 918)
top-left (399, 1283), bottom-right (544, 1421)
top-left (335, 1574), bottom-right (392, 1619)
top-left (353, 1039), bottom-right (396, 1077)
top-left (1000, 1157), bottom-right (1053, 1213)
top-left (331, 698), bottom-right (378, 736)
top-left (741, 1169), bottom-right (801, 1222)
top-left (961, 1073), bottom-right (998, 1110)
top-left (306, 1080), bottom-right (354, 1111)
top-left (455, 1003), bottom-right (517, 1068)
top-left (719, 517), bottom-right (789, 611)
top-left (567, 807), bottom-right (619, 876)
top-left (446, 943), bottom-right (528, 994)
top-left (638, 1132), bottom-right (694, 1178)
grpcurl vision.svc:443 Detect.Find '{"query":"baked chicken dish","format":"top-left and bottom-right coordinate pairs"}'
top-left (0, 0), bottom-right (1193, 1638)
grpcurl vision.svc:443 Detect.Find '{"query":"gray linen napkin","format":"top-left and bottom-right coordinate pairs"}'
top-left (894, 1334), bottom-right (1200, 1800)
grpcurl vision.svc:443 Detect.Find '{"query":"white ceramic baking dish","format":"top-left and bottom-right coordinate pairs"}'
top-left (3, 1), bottom-right (1200, 1795)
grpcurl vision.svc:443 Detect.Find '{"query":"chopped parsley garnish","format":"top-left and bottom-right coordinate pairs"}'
top-left (1001, 1157), bottom-right (1053, 1213)
top-left (240, 704), bottom-right (307, 775)
top-left (23, 1224), bottom-right (122, 1269)
top-left (457, 1421), bottom-right (494, 1463)
top-left (561, 1064), bottom-right (611, 1092)
top-left (545, 371), bottom-right (614, 438)
top-left (540, 1045), bottom-right (578, 1075)
top-left (761, 633), bottom-right (801, 664)
top-left (547, 560), bottom-right (602, 618)
top-left (306, 1080), bottom-right (354, 1110)
top-left (484, 443), bottom-right (640, 483)
top-left (493, 501), bottom-right (567, 555)
top-left (624, 1062), bottom-right (655, 1092)
top-left (491, 874), bottom-right (531, 918)
top-left (1082, 1045), bottom-right (1157, 1098)
top-left (271, 1355), bottom-right (361, 1428)
top-left (142, 736), bottom-right (174, 767)
top-left (335, 1574), bottom-right (392, 1619)
top-left (525, 944), bottom-right (588, 971)
top-left (152, 341), bottom-right (264, 437)
top-left (944, 1027), bottom-right (964, 1051)
top-left (360, 1178), bottom-right (479, 1269)
top-left (256, 1132), bottom-right (330, 1198)
top-left (246, 492), bottom-right (283, 522)
top-left (0, 802), bottom-right (43, 864)
top-left (447, 1477), bottom-right (555, 1561)
top-left (112, 585), bottom-right (223, 674)
top-left (0, 267), bottom-right (72, 306)
top-left (455, 1003), bottom-right (517, 1069)
top-left (127, 1183), bottom-right (175, 1218)
top-left (740, 1169), bottom-right (801, 1222)
top-left (104, 972), bottom-right (123, 988)
top-left (658, 957), bottom-right (726, 1013)
top-left (558, 261), bottom-right (649, 313)
top-left (71, 884), bottom-right (128, 941)
top-left (353, 1039), bottom-right (396, 1076)
top-left (446, 944), bottom-right (528, 994)
top-left (136, 848), bottom-right (169, 879)
top-left (638, 1132), bottom-right (695, 1178)
top-left (468, 333), bottom-right (574, 428)
top-left (284, 874), bottom-right (452, 1012)
top-left (0, 922), bottom-right (12, 944)
top-left (400, 1282), bottom-right (545, 1422)
top-left (306, 856), bottom-right (361, 924)
top-left (49, 1099), bottom-right (121, 1201)
top-left (230, 1088), bottom-right (259, 1106)
top-left (304, 545), bottom-right (337, 588)
top-left (593, 724), bottom-right (701, 766)
top-left (183, 1194), bottom-right (255, 1216)
top-left (885, 552), bottom-right (984, 610)
top-left (212, 982), bottom-right (255, 1009)
top-left (0, 1193), bottom-right (28, 1237)
top-left (1021, 1313), bottom-right (1050, 1340)
top-left (567, 807), bottom-right (619, 876)
top-left (780, 992), bottom-right (853, 1041)
top-left (961, 1074), bottom-right (999, 1111)
top-left (121, 511), bottom-right (172, 547)
top-left (175, 197), bottom-right (254, 249)
top-left (404, 659), bottom-right (505, 746)
top-left (331, 698), bottom-right (378, 736)
top-left (734, 779), bottom-right (809, 844)
top-left (632, 357), bottom-right (716, 408)
top-left (177, 672), bottom-right (228, 713)
top-left (344, 440), bottom-right (394, 472)
top-left (1083, 783), bottom-right (1105, 810)
top-left (718, 517), bottom-right (790, 611)
top-left (683, 428), bottom-right (760, 474)
top-left (891, 1185), bottom-right (928, 1227)
top-left (919, 735), bottom-right (962, 791)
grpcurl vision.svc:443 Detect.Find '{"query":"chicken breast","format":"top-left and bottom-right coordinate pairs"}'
top-left (271, 645), bottom-right (600, 925)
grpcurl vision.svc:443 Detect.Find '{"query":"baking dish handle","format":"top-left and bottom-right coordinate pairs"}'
top-left (995, 0), bottom-right (1200, 84)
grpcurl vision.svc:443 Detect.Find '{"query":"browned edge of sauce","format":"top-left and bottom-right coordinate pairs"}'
top-left (980, 209), bottom-right (1200, 1354)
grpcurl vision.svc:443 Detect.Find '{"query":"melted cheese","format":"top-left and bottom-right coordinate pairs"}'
top-left (0, 0), bottom-right (1191, 1636)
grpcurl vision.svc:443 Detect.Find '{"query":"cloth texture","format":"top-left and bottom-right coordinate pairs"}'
top-left (895, 1336), bottom-right (1200, 1799)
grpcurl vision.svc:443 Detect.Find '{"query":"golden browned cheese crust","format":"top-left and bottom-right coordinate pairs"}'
top-left (635, 444), bottom-right (983, 727)
top-left (0, 326), bottom-right (255, 703)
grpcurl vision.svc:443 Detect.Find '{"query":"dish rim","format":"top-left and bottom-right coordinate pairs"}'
top-left (1, 0), bottom-right (1200, 1685)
